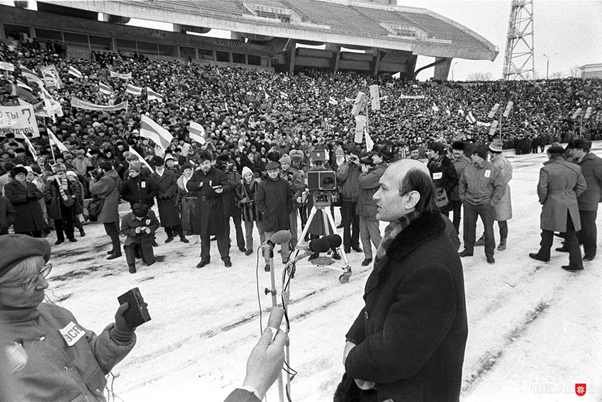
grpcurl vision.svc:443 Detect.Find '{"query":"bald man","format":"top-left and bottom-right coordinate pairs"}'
top-left (340, 160), bottom-right (468, 402)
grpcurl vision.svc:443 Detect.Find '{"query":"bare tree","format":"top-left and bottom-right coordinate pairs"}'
top-left (569, 65), bottom-right (581, 77)
top-left (467, 71), bottom-right (493, 81)
top-left (550, 71), bottom-right (564, 79)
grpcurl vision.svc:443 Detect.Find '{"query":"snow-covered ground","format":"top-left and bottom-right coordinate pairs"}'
top-left (45, 143), bottom-right (602, 402)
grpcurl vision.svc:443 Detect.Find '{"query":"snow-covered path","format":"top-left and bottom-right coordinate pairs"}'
top-left (46, 143), bottom-right (602, 401)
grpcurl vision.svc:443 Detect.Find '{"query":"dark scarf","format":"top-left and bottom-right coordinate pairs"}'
top-left (374, 210), bottom-right (421, 264)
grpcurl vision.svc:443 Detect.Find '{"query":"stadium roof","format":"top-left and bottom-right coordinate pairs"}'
top-left (40, 0), bottom-right (498, 61)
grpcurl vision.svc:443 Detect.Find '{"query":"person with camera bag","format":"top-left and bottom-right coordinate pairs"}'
top-left (336, 147), bottom-right (362, 255)
top-left (425, 142), bottom-right (458, 217)
top-left (90, 162), bottom-right (123, 260)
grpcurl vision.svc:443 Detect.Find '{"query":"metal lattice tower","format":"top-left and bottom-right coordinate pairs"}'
top-left (502, 0), bottom-right (535, 80)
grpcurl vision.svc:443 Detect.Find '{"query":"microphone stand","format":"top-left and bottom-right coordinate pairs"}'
top-left (262, 240), bottom-right (285, 402)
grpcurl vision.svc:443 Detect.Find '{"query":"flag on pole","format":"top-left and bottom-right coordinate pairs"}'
top-left (126, 83), bottom-right (142, 96)
top-left (21, 133), bottom-right (38, 159)
top-left (188, 121), bottom-right (206, 145)
top-left (264, 90), bottom-right (269, 100)
top-left (369, 85), bottom-right (380, 111)
top-left (328, 96), bottom-right (338, 106)
top-left (365, 130), bottom-right (374, 152)
top-left (140, 115), bottom-right (173, 150)
top-left (458, 109), bottom-right (465, 117)
top-left (432, 103), bottom-right (440, 112)
top-left (279, 91), bottom-right (288, 100)
top-left (146, 87), bottom-right (163, 103)
top-left (40, 86), bottom-right (56, 122)
top-left (68, 66), bottom-right (83, 79)
top-left (99, 82), bottom-right (112, 95)
top-left (354, 115), bottom-right (366, 143)
top-left (19, 65), bottom-right (44, 87)
top-left (127, 147), bottom-right (153, 171)
top-left (466, 111), bottom-right (476, 124)
top-left (47, 129), bottom-right (69, 153)
top-left (16, 80), bottom-right (32, 92)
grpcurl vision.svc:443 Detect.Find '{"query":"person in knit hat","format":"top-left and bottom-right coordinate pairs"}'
top-left (237, 165), bottom-right (263, 256)
top-left (0, 234), bottom-right (136, 401)
top-left (458, 145), bottom-right (504, 264)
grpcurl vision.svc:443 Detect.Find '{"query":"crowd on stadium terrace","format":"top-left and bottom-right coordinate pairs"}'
top-left (0, 39), bottom-right (601, 238)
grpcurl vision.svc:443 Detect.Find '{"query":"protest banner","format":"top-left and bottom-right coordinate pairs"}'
top-left (39, 64), bottom-right (63, 90)
top-left (70, 97), bottom-right (128, 112)
top-left (109, 70), bottom-right (132, 80)
top-left (0, 103), bottom-right (40, 137)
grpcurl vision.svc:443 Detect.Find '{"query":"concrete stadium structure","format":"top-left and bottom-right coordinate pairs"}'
top-left (1, 0), bottom-right (498, 79)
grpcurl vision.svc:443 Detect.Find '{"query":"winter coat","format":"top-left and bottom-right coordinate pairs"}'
top-left (44, 177), bottom-right (83, 220)
top-left (3, 180), bottom-right (46, 233)
top-left (89, 170), bottom-right (122, 224)
top-left (459, 160), bottom-right (504, 206)
top-left (222, 169), bottom-right (242, 217)
top-left (538, 158), bottom-right (586, 232)
top-left (345, 212), bottom-right (468, 402)
top-left (236, 179), bottom-right (261, 222)
top-left (176, 175), bottom-right (196, 233)
top-left (337, 162), bottom-right (361, 202)
top-left (451, 156), bottom-right (470, 202)
top-left (0, 303), bottom-right (135, 402)
top-left (255, 177), bottom-right (293, 233)
top-left (0, 195), bottom-right (16, 234)
top-left (281, 167), bottom-right (306, 209)
top-left (151, 169), bottom-right (180, 228)
top-left (357, 163), bottom-right (387, 218)
top-left (120, 210), bottom-right (159, 246)
top-left (427, 154), bottom-right (458, 201)
top-left (575, 152), bottom-right (602, 211)
top-left (491, 154), bottom-right (513, 221)
top-left (186, 167), bottom-right (230, 237)
top-left (121, 175), bottom-right (157, 207)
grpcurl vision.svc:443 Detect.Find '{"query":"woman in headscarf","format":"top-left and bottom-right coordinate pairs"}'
top-left (3, 166), bottom-right (46, 237)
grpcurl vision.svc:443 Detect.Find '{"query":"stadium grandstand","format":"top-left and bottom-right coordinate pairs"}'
top-left (1, 0), bottom-right (498, 79)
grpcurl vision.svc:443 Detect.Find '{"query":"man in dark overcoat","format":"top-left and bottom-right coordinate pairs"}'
top-left (150, 156), bottom-right (188, 243)
top-left (255, 159), bottom-right (293, 271)
top-left (567, 139), bottom-right (602, 262)
top-left (89, 162), bottom-right (123, 260)
top-left (342, 160), bottom-right (468, 402)
top-left (186, 151), bottom-right (232, 268)
top-left (3, 165), bottom-right (46, 237)
top-left (121, 164), bottom-right (157, 208)
top-left (529, 145), bottom-right (587, 271)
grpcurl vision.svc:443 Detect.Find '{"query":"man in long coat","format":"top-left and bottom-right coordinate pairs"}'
top-left (255, 159), bottom-right (293, 271)
top-left (150, 156), bottom-right (188, 243)
top-left (342, 160), bottom-right (467, 402)
top-left (488, 139), bottom-right (513, 251)
top-left (90, 162), bottom-right (123, 260)
top-left (3, 165), bottom-right (46, 237)
top-left (529, 145), bottom-right (587, 271)
top-left (186, 151), bottom-right (232, 268)
top-left (567, 139), bottom-right (602, 262)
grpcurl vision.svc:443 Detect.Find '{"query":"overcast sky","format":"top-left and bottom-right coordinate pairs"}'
top-left (404, 0), bottom-right (602, 80)
top-left (8, 0), bottom-right (602, 81)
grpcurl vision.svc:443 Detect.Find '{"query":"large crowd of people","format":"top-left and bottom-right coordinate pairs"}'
top-left (1, 33), bottom-right (601, 402)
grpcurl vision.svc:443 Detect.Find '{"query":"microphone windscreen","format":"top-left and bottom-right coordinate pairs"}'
top-left (308, 237), bottom-right (331, 253)
top-left (271, 230), bottom-right (292, 245)
top-left (324, 234), bottom-right (342, 249)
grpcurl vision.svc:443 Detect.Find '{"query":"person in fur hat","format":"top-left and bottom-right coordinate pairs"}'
top-left (3, 166), bottom-right (46, 237)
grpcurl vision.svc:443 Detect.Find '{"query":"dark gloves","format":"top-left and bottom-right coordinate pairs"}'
top-left (26, 192), bottom-right (38, 200)
top-left (110, 302), bottom-right (135, 343)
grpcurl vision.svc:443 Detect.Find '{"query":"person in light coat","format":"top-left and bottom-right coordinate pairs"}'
top-left (529, 145), bottom-right (586, 271)
top-left (488, 139), bottom-right (513, 251)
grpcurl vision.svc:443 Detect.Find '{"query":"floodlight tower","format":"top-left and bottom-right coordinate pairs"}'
top-left (502, 0), bottom-right (535, 80)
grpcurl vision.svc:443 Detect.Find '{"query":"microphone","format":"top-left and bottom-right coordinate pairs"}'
top-left (270, 230), bottom-right (292, 245)
top-left (308, 237), bottom-right (331, 253)
top-left (324, 234), bottom-right (342, 249)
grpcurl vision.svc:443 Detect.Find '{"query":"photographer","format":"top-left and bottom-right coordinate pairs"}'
top-left (0, 235), bottom-right (136, 401)
top-left (357, 148), bottom-right (388, 267)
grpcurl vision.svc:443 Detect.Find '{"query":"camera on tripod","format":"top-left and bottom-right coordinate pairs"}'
top-left (307, 170), bottom-right (336, 207)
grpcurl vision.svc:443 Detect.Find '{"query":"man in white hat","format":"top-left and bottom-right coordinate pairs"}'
top-left (487, 139), bottom-right (513, 251)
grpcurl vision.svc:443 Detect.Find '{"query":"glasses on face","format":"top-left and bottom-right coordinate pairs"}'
top-left (0, 263), bottom-right (52, 292)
